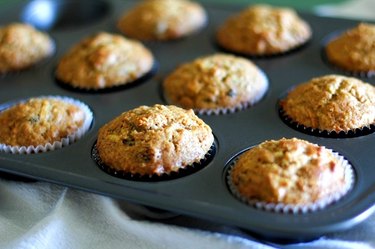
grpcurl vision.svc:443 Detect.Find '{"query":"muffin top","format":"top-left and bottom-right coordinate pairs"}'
top-left (325, 23), bottom-right (375, 73)
top-left (0, 23), bottom-right (54, 73)
top-left (280, 75), bottom-right (375, 132)
top-left (56, 32), bottom-right (154, 89)
top-left (97, 104), bottom-right (214, 176)
top-left (117, 0), bottom-right (207, 41)
top-left (0, 98), bottom-right (86, 146)
top-left (216, 5), bottom-right (311, 56)
top-left (230, 138), bottom-right (347, 205)
top-left (163, 54), bottom-right (268, 111)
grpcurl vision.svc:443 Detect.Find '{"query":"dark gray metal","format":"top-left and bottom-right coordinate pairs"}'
top-left (0, 0), bottom-right (374, 242)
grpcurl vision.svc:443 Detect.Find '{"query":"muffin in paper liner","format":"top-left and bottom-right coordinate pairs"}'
top-left (321, 45), bottom-right (375, 79)
top-left (55, 32), bottom-right (156, 92)
top-left (0, 96), bottom-right (93, 154)
top-left (162, 53), bottom-right (269, 115)
top-left (117, 0), bottom-right (207, 41)
top-left (226, 139), bottom-right (355, 214)
top-left (323, 23), bottom-right (375, 78)
top-left (94, 104), bottom-right (215, 181)
top-left (278, 74), bottom-right (375, 138)
top-left (92, 142), bottom-right (216, 182)
top-left (0, 23), bottom-right (55, 75)
top-left (215, 5), bottom-right (312, 58)
top-left (163, 71), bottom-right (268, 116)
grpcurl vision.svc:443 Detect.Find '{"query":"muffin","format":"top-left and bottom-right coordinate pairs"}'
top-left (0, 96), bottom-right (92, 153)
top-left (216, 5), bottom-right (311, 56)
top-left (280, 75), bottom-right (375, 135)
top-left (117, 0), bottom-right (207, 41)
top-left (56, 32), bottom-right (154, 90)
top-left (325, 23), bottom-right (375, 75)
top-left (163, 54), bottom-right (268, 114)
top-left (228, 138), bottom-right (353, 210)
top-left (96, 104), bottom-right (214, 177)
top-left (0, 23), bottom-right (54, 73)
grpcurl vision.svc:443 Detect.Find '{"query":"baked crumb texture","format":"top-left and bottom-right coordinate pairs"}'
top-left (97, 104), bottom-right (214, 176)
top-left (117, 0), bottom-right (207, 41)
top-left (325, 23), bottom-right (375, 75)
top-left (0, 23), bottom-right (54, 73)
top-left (56, 32), bottom-right (154, 90)
top-left (163, 53), bottom-right (268, 114)
top-left (229, 138), bottom-right (352, 209)
top-left (0, 97), bottom-right (90, 151)
top-left (216, 4), bottom-right (311, 56)
top-left (280, 75), bottom-right (375, 134)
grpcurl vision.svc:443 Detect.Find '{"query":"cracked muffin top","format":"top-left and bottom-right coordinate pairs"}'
top-left (280, 75), bottom-right (375, 132)
top-left (216, 5), bottom-right (311, 56)
top-left (0, 23), bottom-right (54, 73)
top-left (230, 138), bottom-right (348, 205)
top-left (97, 104), bottom-right (214, 176)
top-left (56, 32), bottom-right (154, 89)
top-left (163, 53), bottom-right (268, 111)
top-left (117, 0), bottom-right (207, 41)
top-left (325, 23), bottom-right (375, 73)
top-left (0, 98), bottom-right (86, 146)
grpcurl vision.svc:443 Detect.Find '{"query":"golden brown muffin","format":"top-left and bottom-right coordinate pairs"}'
top-left (280, 75), bottom-right (375, 132)
top-left (230, 138), bottom-right (348, 205)
top-left (163, 53), bottom-right (268, 112)
top-left (56, 32), bottom-right (154, 89)
top-left (97, 104), bottom-right (214, 176)
top-left (117, 0), bottom-right (207, 41)
top-left (0, 97), bottom-right (87, 147)
top-left (216, 5), bottom-right (311, 56)
top-left (0, 23), bottom-right (54, 73)
top-left (325, 23), bottom-right (375, 73)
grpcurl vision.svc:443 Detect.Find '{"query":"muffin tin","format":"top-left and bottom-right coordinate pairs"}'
top-left (0, 0), bottom-right (374, 242)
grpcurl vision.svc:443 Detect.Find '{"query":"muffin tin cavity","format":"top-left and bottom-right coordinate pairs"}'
top-left (215, 39), bottom-right (312, 59)
top-left (54, 62), bottom-right (158, 94)
top-left (278, 102), bottom-right (375, 138)
top-left (92, 141), bottom-right (217, 182)
top-left (21, 0), bottom-right (110, 31)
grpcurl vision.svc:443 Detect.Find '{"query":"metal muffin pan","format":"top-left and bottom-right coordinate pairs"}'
top-left (0, 0), bottom-right (374, 242)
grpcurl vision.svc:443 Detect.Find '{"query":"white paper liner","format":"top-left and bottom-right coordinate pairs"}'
top-left (0, 96), bottom-right (93, 154)
top-left (163, 70), bottom-right (269, 115)
top-left (227, 149), bottom-right (355, 214)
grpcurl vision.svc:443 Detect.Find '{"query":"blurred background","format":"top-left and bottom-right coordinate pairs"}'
top-left (1, 0), bottom-right (373, 21)
top-left (0, 0), bottom-right (375, 21)
top-left (201, 0), bottom-right (346, 10)
top-left (203, 0), bottom-right (374, 21)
